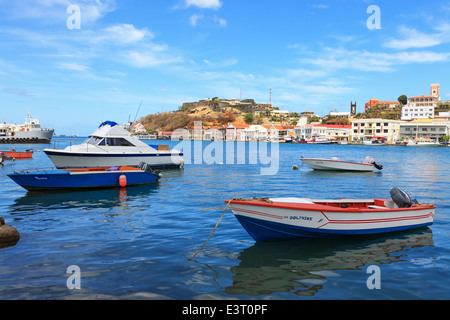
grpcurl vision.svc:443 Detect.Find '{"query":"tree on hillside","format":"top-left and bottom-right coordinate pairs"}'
top-left (244, 113), bottom-right (254, 124)
top-left (398, 95), bottom-right (408, 105)
top-left (224, 111), bottom-right (235, 124)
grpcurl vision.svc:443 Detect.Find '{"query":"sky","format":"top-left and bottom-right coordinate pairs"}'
top-left (1, 0), bottom-right (450, 135)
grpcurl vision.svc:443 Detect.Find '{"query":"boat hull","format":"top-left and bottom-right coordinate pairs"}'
top-left (0, 151), bottom-right (33, 159)
top-left (228, 199), bottom-right (435, 241)
top-left (8, 168), bottom-right (160, 191)
top-left (301, 159), bottom-right (375, 172)
top-left (43, 150), bottom-right (183, 169)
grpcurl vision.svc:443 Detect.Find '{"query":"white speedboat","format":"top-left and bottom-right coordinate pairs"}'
top-left (405, 138), bottom-right (439, 147)
top-left (362, 137), bottom-right (386, 146)
top-left (44, 121), bottom-right (183, 169)
top-left (227, 188), bottom-right (435, 241)
top-left (306, 136), bottom-right (331, 144)
top-left (300, 156), bottom-right (383, 172)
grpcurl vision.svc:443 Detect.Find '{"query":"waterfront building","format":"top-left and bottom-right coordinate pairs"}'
top-left (243, 125), bottom-right (268, 141)
top-left (399, 119), bottom-right (449, 142)
top-left (294, 124), bottom-right (351, 142)
top-left (223, 123), bottom-right (250, 141)
top-left (401, 95), bottom-right (437, 121)
top-left (351, 119), bottom-right (403, 143)
top-left (203, 126), bottom-right (223, 141)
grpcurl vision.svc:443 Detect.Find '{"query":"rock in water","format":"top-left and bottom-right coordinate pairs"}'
top-left (0, 216), bottom-right (20, 248)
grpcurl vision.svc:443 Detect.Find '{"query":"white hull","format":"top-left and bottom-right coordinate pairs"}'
top-left (301, 158), bottom-right (375, 172)
top-left (44, 150), bottom-right (183, 168)
top-left (406, 142), bottom-right (439, 147)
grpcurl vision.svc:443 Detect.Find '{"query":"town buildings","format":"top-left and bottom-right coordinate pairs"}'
top-left (401, 95), bottom-right (438, 120)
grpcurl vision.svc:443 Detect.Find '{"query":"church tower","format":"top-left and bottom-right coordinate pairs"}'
top-left (431, 83), bottom-right (440, 101)
top-left (350, 101), bottom-right (356, 116)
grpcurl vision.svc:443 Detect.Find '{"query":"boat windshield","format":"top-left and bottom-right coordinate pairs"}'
top-left (86, 136), bottom-right (103, 145)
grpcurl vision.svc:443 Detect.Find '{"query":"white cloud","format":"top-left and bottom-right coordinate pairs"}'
top-left (304, 48), bottom-right (449, 73)
top-left (185, 0), bottom-right (222, 10)
top-left (0, 0), bottom-right (116, 25)
top-left (384, 26), bottom-right (441, 49)
top-left (190, 14), bottom-right (204, 26)
top-left (212, 16), bottom-right (227, 27)
top-left (98, 24), bottom-right (153, 44)
top-left (124, 50), bottom-right (183, 68)
top-left (56, 62), bottom-right (90, 72)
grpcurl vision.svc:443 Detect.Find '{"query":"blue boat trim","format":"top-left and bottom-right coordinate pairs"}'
top-left (43, 150), bottom-right (183, 158)
top-left (235, 215), bottom-right (433, 242)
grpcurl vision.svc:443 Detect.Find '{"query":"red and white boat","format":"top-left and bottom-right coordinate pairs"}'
top-left (226, 188), bottom-right (435, 241)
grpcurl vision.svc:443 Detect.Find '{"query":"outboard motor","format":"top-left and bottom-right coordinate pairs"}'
top-left (364, 156), bottom-right (383, 170)
top-left (390, 187), bottom-right (419, 208)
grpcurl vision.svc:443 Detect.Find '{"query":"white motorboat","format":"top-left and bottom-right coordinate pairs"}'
top-left (306, 136), bottom-right (331, 144)
top-left (226, 188), bottom-right (435, 241)
top-left (44, 121), bottom-right (183, 169)
top-left (300, 156), bottom-right (383, 172)
top-left (362, 137), bottom-right (386, 146)
top-left (405, 138), bottom-right (439, 147)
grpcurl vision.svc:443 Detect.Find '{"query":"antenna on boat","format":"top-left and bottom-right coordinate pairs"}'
top-left (133, 99), bottom-right (143, 125)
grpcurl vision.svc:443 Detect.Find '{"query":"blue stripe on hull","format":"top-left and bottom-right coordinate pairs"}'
top-left (44, 150), bottom-right (183, 158)
top-left (234, 215), bottom-right (433, 242)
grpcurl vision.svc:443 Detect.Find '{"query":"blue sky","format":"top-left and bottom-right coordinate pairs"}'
top-left (1, 0), bottom-right (450, 135)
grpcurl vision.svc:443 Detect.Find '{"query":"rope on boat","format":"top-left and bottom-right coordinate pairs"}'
top-left (188, 200), bottom-right (232, 261)
top-left (187, 197), bottom-right (273, 261)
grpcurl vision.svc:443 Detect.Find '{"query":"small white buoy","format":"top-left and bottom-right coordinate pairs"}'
top-left (292, 165), bottom-right (299, 170)
top-left (219, 162), bottom-right (223, 166)
top-left (180, 159), bottom-right (185, 168)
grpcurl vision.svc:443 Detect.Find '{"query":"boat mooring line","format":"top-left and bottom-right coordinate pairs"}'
top-left (188, 200), bottom-right (232, 261)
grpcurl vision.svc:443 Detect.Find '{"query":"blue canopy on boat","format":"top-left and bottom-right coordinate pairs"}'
top-left (99, 121), bottom-right (118, 128)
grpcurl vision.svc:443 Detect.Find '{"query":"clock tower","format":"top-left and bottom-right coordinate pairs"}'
top-left (431, 83), bottom-right (440, 101)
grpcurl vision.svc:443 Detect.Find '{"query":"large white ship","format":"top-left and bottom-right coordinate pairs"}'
top-left (0, 112), bottom-right (54, 144)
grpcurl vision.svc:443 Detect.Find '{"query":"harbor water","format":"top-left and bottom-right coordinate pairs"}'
top-left (0, 139), bottom-right (449, 300)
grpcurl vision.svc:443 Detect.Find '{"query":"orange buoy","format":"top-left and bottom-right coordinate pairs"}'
top-left (119, 174), bottom-right (127, 187)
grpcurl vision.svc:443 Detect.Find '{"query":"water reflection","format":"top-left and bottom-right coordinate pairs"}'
top-left (8, 183), bottom-right (161, 216)
top-left (225, 228), bottom-right (434, 296)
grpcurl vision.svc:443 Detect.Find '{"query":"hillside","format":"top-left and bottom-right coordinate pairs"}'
top-left (139, 104), bottom-right (249, 133)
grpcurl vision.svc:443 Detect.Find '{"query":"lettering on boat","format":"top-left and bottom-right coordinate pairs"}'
top-left (285, 216), bottom-right (312, 221)
top-left (33, 176), bottom-right (48, 181)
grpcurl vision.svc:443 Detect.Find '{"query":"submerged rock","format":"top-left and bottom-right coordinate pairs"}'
top-left (0, 216), bottom-right (20, 248)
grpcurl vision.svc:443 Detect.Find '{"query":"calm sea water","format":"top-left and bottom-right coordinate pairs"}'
top-left (0, 139), bottom-right (449, 300)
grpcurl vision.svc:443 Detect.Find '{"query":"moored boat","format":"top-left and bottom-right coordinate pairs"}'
top-left (362, 137), bottom-right (386, 146)
top-left (300, 156), bottom-right (383, 172)
top-left (0, 112), bottom-right (54, 144)
top-left (405, 138), bottom-right (439, 147)
top-left (0, 149), bottom-right (33, 159)
top-left (43, 121), bottom-right (183, 169)
top-left (226, 188), bottom-right (435, 241)
top-left (8, 162), bottom-right (161, 191)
